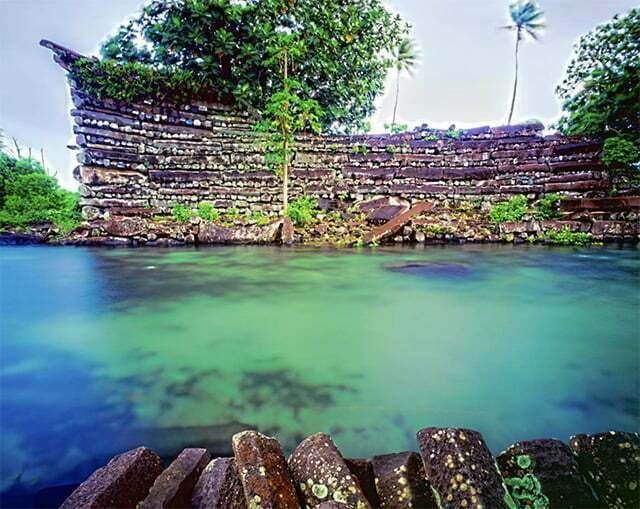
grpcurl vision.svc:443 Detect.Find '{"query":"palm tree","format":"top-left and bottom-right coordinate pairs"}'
top-left (502, 1), bottom-right (545, 125)
top-left (391, 38), bottom-right (419, 130)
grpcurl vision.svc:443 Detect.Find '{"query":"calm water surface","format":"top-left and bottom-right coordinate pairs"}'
top-left (1, 244), bottom-right (638, 505)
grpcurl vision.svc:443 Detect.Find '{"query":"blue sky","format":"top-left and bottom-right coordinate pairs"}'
top-left (0, 0), bottom-right (636, 189)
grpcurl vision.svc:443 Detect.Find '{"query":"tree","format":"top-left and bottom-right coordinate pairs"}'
top-left (502, 1), bottom-right (545, 125)
top-left (99, 0), bottom-right (409, 133)
top-left (390, 38), bottom-right (419, 130)
top-left (556, 8), bottom-right (639, 179)
top-left (255, 34), bottom-right (322, 213)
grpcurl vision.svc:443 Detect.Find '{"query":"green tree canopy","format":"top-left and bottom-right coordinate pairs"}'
top-left (556, 8), bottom-right (639, 140)
top-left (98, 0), bottom-right (409, 133)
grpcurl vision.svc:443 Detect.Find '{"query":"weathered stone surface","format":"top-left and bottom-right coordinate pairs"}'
top-left (140, 447), bottom-right (211, 509)
top-left (61, 447), bottom-right (163, 509)
top-left (417, 427), bottom-right (510, 509)
top-left (103, 216), bottom-right (147, 237)
top-left (366, 205), bottom-right (408, 225)
top-left (288, 432), bottom-right (372, 508)
top-left (570, 431), bottom-right (640, 509)
top-left (198, 220), bottom-right (283, 245)
top-left (371, 451), bottom-right (436, 509)
top-left (192, 457), bottom-right (245, 509)
top-left (232, 430), bottom-right (300, 509)
top-left (364, 202), bottom-right (433, 244)
top-left (497, 438), bottom-right (597, 508)
top-left (345, 459), bottom-right (380, 507)
top-left (281, 217), bottom-right (295, 245)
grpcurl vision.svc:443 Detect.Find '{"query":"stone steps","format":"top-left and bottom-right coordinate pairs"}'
top-left (61, 428), bottom-right (639, 508)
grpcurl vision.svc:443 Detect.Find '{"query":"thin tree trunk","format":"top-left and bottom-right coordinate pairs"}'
top-left (392, 68), bottom-right (400, 129)
top-left (507, 33), bottom-right (520, 125)
top-left (282, 49), bottom-right (289, 214)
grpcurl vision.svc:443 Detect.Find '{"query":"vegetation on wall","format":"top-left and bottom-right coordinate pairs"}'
top-left (556, 8), bottom-right (639, 179)
top-left (70, 58), bottom-right (212, 104)
top-left (254, 34), bottom-right (322, 212)
top-left (87, 0), bottom-right (409, 133)
top-left (489, 195), bottom-right (529, 223)
top-left (0, 151), bottom-right (81, 233)
top-left (287, 195), bottom-right (320, 226)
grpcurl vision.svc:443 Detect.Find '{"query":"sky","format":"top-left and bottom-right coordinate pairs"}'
top-left (0, 0), bottom-right (637, 190)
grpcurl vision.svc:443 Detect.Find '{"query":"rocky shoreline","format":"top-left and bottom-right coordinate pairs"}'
top-left (60, 427), bottom-right (639, 509)
top-left (2, 196), bottom-right (638, 248)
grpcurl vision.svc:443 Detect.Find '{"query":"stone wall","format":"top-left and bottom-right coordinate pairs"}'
top-left (44, 41), bottom-right (608, 221)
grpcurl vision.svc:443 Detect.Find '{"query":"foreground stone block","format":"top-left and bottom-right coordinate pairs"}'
top-left (140, 447), bottom-right (211, 509)
top-left (61, 447), bottom-right (163, 509)
top-left (497, 438), bottom-right (596, 508)
top-left (417, 427), bottom-right (510, 509)
top-left (192, 457), bottom-right (245, 509)
top-left (288, 433), bottom-right (372, 508)
top-left (570, 431), bottom-right (640, 508)
top-left (371, 451), bottom-right (436, 508)
top-left (345, 458), bottom-right (380, 507)
top-left (232, 431), bottom-right (300, 509)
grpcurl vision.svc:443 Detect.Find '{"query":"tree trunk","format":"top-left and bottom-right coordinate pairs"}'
top-left (507, 33), bottom-right (521, 125)
top-left (282, 50), bottom-right (289, 214)
top-left (392, 68), bottom-right (400, 129)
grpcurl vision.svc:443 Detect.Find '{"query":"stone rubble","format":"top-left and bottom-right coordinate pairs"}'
top-left (60, 427), bottom-right (639, 509)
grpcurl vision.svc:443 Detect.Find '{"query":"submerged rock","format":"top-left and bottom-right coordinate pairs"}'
top-left (140, 447), bottom-right (211, 509)
top-left (60, 447), bottom-right (163, 509)
top-left (497, 438), bottom-right (596, 508)
top-left (371, 451), bottom-right (437, 508)
top-left (570, 431), bottom-right (640, 508)
top-left (288, 432), bottom-right (372, 508)
top-left (417, 427), bottom-right (510, 509)
top-left (192, 457), bottom-right (245, 509)
top-left (232, 430), bottom-right (300, 508)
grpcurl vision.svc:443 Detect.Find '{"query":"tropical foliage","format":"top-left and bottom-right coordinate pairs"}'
top-left (502, 1), bottom-right (545, 125)
top-left (92, 0), bottom-right (409, 132)
top-left (556, 8), bottom-right (639, 178)
top-left (287, 195), bottom-right (320, 226)
top-left (0, 151), bottom-right (81, 233)
top-left (390, 37), bottom-right (419, 129)
top-left (489, 195), bottom-right (528, 223)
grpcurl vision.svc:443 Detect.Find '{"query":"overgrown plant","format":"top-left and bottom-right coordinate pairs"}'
top-left (542, 227), bottom-right (593, 246)
top-left (0, 151), bottom-right (81, 233)
top-left (255, 34), bottom-right (322, 213)
top-left (171, 203), bottom-right (193, 222)
top-left (533, 193), bottom-right (561, 220)
top-left (489, 195), bottom-right (528, 223)
top-left (197, 202), bottom-right (220, 222)
top-left (287, 195), bottom-right (320, 226)
top-left (94, 0), bottom-right (409, 132)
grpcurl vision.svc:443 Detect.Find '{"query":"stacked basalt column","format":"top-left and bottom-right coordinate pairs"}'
top-left (42, 40), bottom-right (608, 224)
top-left (61, 428), bottom-right (639, 508)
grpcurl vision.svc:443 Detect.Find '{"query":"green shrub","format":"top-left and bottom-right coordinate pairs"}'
top-left (602, 136), bottom-right (640, 177)
top-left (534, 193), bottom-right (562, 220)
top-left (287, 195), bottom-right (319, 226)
top-left (246, 210), bottom-right (270, 225)
top-left (0, 152), bottom-right (81, 233)
top-left (542, 227), bottom-right (593, 246)
top-left (489, 195), bottom-right (528, 223)
top-left (171, 203), bottom-right (193, 222)
top-left (197, 202), bottom-right (220, 222)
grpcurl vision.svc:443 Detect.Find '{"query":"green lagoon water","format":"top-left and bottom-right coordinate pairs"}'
top-left (1, 244), bottom-right (638, 504)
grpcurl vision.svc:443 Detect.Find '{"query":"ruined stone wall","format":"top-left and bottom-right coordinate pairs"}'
top-left (45, 41), bottom-right (608, 220)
